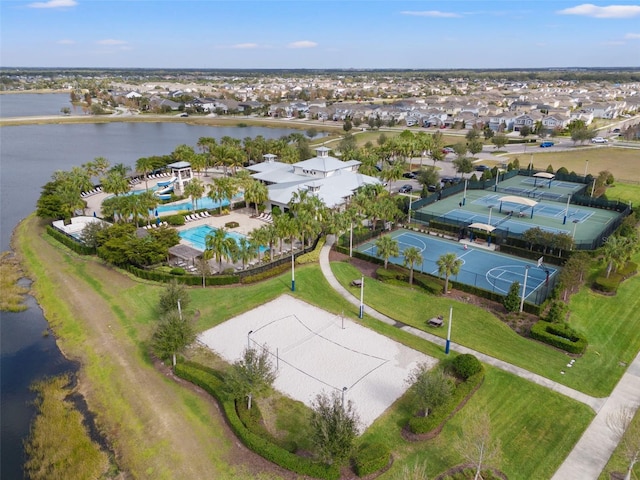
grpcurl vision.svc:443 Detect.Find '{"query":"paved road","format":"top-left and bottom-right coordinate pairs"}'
top-left (318, 235), bottom-right (640, 479)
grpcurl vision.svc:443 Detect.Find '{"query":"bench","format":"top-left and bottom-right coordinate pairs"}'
top-left (351, 279), bottom-right (363, 287)
top-left (428, 316), bottom-right (444, 327)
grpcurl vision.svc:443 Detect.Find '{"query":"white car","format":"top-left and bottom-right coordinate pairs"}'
top-left (591, 137), bottom-right (608, 144)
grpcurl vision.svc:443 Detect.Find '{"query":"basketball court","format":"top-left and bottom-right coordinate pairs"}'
top-left (356, 229), bottom-right (557, 304)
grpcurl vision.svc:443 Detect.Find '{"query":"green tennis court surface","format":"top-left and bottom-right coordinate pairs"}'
top-left (357, 229), bottom-right (557, 305)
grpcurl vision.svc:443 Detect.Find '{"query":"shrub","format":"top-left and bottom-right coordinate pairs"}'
top-left (166, 215), bottom-right (185, 226)
top-left (240, 263), bottom-right (290, 284)
top-left (529, 321), bottom-right (588, 354)
top-left (503, 281), bottom-right (520, 312)
top-left (225, 221), bottom-right (240, 229)
top-left (353, 442), bottom-right (391, 477)
top-left (451, 354), bottom-right (482, 380)
top-left (593, 274), bottom-right (621, 293)
top-left (296, 237), bottom-right (325, 265)
top-left (544, 300), bottom-right (569, 323)
top-left (408, 370), bottom-right (484, 435)
top-left (170, 267), bottom-right (185, 275)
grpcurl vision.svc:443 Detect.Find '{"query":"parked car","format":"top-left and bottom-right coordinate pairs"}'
top-left (398, 184), bottom-right (413, 193)
top-left (540, 141), bottom-right (554, 148)
top-left (402, 172), bottom-right (417, 179)
top-left (591, 137), bottom-right (608, 144)
top-left (475, 165), bottom-right (489, 172)
top-left (427, 185), bottom-right (438, 192)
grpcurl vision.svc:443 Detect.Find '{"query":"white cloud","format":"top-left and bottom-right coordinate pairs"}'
top-left (557, 4), bottom-right (640, 18)
top-left (232, 43), bottom-right (260, 49)
top-left (97, 39), bottom-right (128, 46)
top-left (625, 33), bottom-right (640, 39)
top-left (401, 10), bottom-right (461, 18)
top-left (28, 0), bottom-right (77, 8)
top-left (287, 40), bottom-right (317, 49)
top-left (56, 39), bottom-right (75, 45)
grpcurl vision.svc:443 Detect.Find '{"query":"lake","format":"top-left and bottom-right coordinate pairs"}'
top-left (0, 92), bottom-right (75, 117)
top-left (0, 101), bottom-right (311, 478)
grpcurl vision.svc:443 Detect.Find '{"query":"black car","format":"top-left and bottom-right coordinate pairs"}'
top-left (427, 185), bottom-right (438, 192)
top-left (475, 165), bottom-right (489, 172)
top-left (398, 184), bottom-right (413, 193)
top-left (402, 172), bottom-right (417, 179)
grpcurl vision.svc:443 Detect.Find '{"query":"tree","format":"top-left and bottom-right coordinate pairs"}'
top-left (403, 246), bottom-right (423, 285)
top-left (437, 252), bottom-right (462, 294)
top-left (243, 179), bottom-right (269, 216)
top-left (455, 407), bottom-right (502, 480)
top-left (405, 365), bottom-right (453, 417)
top-left (519, 125), bottom-right (531, 138)
top-left (452, 157), bottom-right (473, 177)
top-left (465, 128), bottom-right (481, 142)
top-left (183, 178), bottom-right (205, 212)
top-left (503, 281), bottom-right (521, 312)
top-left (205, 226), bottom-right (238, 270)
top-left (101, 170), bottom-right (129, 197)
top-left (557, 251), bottom-right (590, 301)
top-left (467, 138), bottom-right (484, 156)
top-left (225, 345), bottom-right (277, 410)
top-left (135, 156), bottom-right (155, 191)
top-left (310, 390), bottom-right (360, 465)
top-left (606, 406), bottom-right (640, 480)
top-left (375, 236), bottom-right (399, 269)
top-left (491, 134), bottom-right (509, 149)
top-left (452, 142), bottom-right (468, 158)
top-left (208, 176), bottom-right (236, 215)
top-left (158, 279), bottom-right (191, 315)
top-left (343, 117), bottom-right (353, 132)
top-left (151, 310), bottom-right (196, 367)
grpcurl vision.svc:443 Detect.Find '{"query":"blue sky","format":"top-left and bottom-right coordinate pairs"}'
top-left (1, 1), bottom-right (639, 69)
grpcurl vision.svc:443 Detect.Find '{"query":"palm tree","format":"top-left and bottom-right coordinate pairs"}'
top-left (101, 170), bottom-right (130, 196)
top-left (138, 190), bottom-right (158, 226)
top-left (204, 227), bottom-right (238, 271)
top-left (190, 153), bottom-right (207, 177)
top-left (437, 252), bottom-right (462, 294)
top-left (136, 156), bottom-right (155, 191)
top-left (374, 236), bottom-right (400, 270)
top-left (236, 237), bottom-right (258, 269)
top-left (244, 179), bottom-right (269, 216)
top-left (403, 246), bottom-right (423, 285)
top-left (208, 176), bottom-right (236, 215)
top-left (249, 227), bottom-right (268, 264)
top-left (109, 163), bottom-right (132, 177)
top-left (183, 178), bottom-right (205, 212)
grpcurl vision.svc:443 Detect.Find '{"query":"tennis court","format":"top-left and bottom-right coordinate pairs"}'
top-left (356, 229), bottom-right (558, 304)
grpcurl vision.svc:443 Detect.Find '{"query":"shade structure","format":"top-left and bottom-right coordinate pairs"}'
top-left (533, 172), bottom-right (555, 179)
top-left (468, 222), bottom-right (496, 232)
top-left (499, 195), bottom-right (538, 207)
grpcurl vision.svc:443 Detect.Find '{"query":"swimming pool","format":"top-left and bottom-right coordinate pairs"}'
top-left (179, 225), bottom-right (267, 253)
top-left (156, 194), bottom-right (241, 214)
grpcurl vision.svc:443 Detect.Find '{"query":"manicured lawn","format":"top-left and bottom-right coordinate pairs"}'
top-left (331, 259), bottom-right (640, 397)
top-left (363, 366), bottom-right (594, 480)
top-left (604, 181), bottom-right (640, 206)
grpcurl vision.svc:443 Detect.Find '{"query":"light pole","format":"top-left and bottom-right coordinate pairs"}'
top-left (291, 250), bottom-right (295, 291)
top-left (463, 178), bottom-right (468, 206)
top-left (445, 306), bottom-right (453, 354)
top-left (584, 159), bottom-right (589, 178)
top-left (488, 206), bottom-right (494, 226)
top-left (408, 194), bottom-right (414, 224)
top-left (520, 266), bottom-right (530, 313)
top-left (563, 194), bottom-right (571, 225)
top-left (359, 276), bottom-right (364, 319)
top-left (572, 219), bottom-right (579, 244)
top-left (247, 330), bottom-right (253, 349)
top-left (349, 222), bottom-right (353, 257)
top-left (342, 387), bottom-right (347, 406)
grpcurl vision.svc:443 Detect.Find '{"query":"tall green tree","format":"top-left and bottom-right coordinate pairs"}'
top-left (183, 178), bottom-right (205, 212)
top-left (437, 252), bottom-right (463, 294)
top-left (135, 156), bottom-right (155, 191)
top-left (243, 179), bottom-right (269, 216)
top-left (503, 281), bottom-right (521, 312)
top-left (406, 365), bottom-right (453, 417)
top-left (309, 390), bottom-right (360, 465)
top-left (151, 310), bottom-right (196, 367)
top-left (208, 176), bottom-right (237, 214)
top-left (204, 227), bottom-right (238, 270)
top-left (101, 170), bottom-right (129, 197)
top-left (375, 236), bottom-right (400, 270)
top-left (225, 345), bottom-right (277, 410)
top-left (158, 279), bottom-right (191, 315)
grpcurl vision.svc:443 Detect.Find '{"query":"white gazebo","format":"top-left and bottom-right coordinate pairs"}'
top-left (166, 161), bottom-right (193, 194)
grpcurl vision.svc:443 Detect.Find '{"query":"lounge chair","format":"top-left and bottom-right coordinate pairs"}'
top-left (184, 215), bottom-right (192, 222)
top-left (202, 211), bottom-right (210, 217)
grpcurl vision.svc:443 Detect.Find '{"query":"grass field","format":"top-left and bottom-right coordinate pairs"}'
top-left (15, 212), bottom-right (640, 479)
top-left (330, 258), bottom-right (640, 398)
top-left (506, 146), bottom-right (640, 183)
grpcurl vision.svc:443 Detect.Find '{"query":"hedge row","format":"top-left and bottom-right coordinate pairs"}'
top-left (123, 264), bottom-right (240, 286)
top-left (449, 279), bottom-right (542, 316)
top-left (174, 362), bottom-right (340, 480)
top-left (353, 442), bottom-right (391, 477)
top-left (408, 369), bottom-right (485, 436)
top-left (46, 226), bottom-right (95, 255)
top-left (240, 262), bottom-right (290, 284)
top-left (296, 237), bottom-right (326, 265)
top-left (529, 321), bottom-right (588, 354)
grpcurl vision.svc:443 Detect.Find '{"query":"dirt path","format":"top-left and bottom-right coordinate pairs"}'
top-left (22, 218), bottom-right (301, 479)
